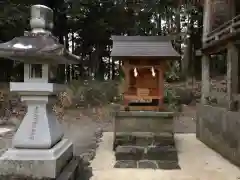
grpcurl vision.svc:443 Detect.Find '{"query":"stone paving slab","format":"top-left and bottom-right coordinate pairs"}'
top-left (90, 132), bottom-right (240, 180)
top-left (91, 169), bottom-right (197, 180)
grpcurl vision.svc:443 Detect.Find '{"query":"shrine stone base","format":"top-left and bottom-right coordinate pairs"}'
top-left (0, 139), bottom-right (75, 179)
top-left (113, 111), bottom-right (174, 134)
top-left (112, 111), bottom-right (177, 169)
top-left (113, 132), bottom-right (180, 169)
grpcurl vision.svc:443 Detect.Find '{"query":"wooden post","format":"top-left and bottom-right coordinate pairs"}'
top-left (123, 67), bottom-right (130, 92)
top-left (227, 43), bottom-right (239, 110)
top-left (122, 61), bottom-right (130, 107)
top-left (201, 0), bottom-right (211, 105)
top-left (158, 67), bottom-right (163, 108)
top-left (229, 0), bottom-right (236, 19)
top-left (202, 0), bottom-right (211, 41)
top-left (201, 54), bottom-right (210, 104)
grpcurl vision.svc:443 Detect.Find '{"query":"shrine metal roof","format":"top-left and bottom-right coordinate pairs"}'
top-left (111, 36), bottom-right (180, 60)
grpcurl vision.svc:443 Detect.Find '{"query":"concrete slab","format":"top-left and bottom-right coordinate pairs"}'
top-left (90, 132), bottom-right (240, 180)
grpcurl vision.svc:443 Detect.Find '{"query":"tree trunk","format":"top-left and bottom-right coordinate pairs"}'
top-left (71, 31), bottom-right (75, 53)
top-left (182, 13), bottom-right (194, 79)
top-left (112, 58), bottom-right (115, 80)
top-left (175, 4), bottom-right (181, 53)
top-left (158, 14), bottom-right (162, 35)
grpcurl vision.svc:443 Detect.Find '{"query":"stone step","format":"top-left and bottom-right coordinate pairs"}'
top-left (144, 146), bottom-right (178, 161)
top-left (114, 132), bottom-right (174, 149)
top-left (115, 146), bottom-right (144, 161)
top-left (156, 160), bottom-right (180, 170)
top-left (115, 145), bottom-right (178, 161)
top-left (57, 156), bottom-right (80, 180)
top-left (114, 160), bottom-right (180, 170)
top-left (114, 160), bottom-right (137, 168)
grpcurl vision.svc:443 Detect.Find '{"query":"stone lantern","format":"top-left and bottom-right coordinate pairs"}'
top-left (0, 5), bottom-right (80, 179)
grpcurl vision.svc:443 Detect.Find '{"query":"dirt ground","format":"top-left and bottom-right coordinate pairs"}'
top-left (174, 105), bottom-right (196, 133)
top-left (0, 105), bottom-right (197, 156)
top-left (62, 105), bottom-right (196, 156)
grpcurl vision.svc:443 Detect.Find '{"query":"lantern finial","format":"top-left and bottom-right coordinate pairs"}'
top-left (30, 5), bottom-right (54, 34)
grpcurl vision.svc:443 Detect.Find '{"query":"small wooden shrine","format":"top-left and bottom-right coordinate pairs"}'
top-left (111, 36), bottom-right (180, 111)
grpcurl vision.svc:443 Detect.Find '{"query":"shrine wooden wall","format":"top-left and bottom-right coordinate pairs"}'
top-left (122, 58), bottom-right (167, 111)
top-left (208, 0), bottom-right (236, 32)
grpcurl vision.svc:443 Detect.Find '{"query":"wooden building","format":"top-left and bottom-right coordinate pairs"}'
top-left (201, 0), bottom-right (240, 109)
top-left (197, 0), bottom-right (240, 168)
top-left (111, 36), bottom-right (180, 111)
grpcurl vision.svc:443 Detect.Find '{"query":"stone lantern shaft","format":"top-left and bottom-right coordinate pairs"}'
top-left (11, 62), bottom-right (64, 149)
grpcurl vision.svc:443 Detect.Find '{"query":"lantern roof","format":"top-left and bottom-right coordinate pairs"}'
top-left (111, 36), bottom-right (180, 60)
top-left (0, 33), bottom-right (80, 64)
top-left (0, 5), bottom-right (80, 64)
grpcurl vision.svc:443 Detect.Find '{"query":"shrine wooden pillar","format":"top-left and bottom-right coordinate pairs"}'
top-left (226, 43), bottom-right (239, 110)
top-left (122, 60), bottom-right (130, 106)
top-left (201, 0), bottom-right (211, 105)
top-left (202, 0), bottom-right (211, 41)
top-left (201, 54), bottom-right (210, 104)
top-left (157, 67), bottom-right (163, 107)
top-left (229, 0), bottom-right (236, 18)
top-left (122, 61), bottom-right (130, 92)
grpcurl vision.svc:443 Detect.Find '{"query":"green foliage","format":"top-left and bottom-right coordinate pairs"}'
top-left (165, 70), bottom-right (180, 82)
top-left (164, 87), bottom-right (180, 112)
top-left (0, 0), bottom-right (204, 81)
top-left (67, 79), bottom-right (121, 108)
top-left (165, 61), bottom-right (181, 82)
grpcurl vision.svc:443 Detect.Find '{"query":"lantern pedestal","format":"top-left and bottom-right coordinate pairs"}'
top-left (10, 82), bottom-right (65, 149)
top-left (0, 139), bottom-right (73, 179)
top-left (0, 83), bottom-right (74, 179)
